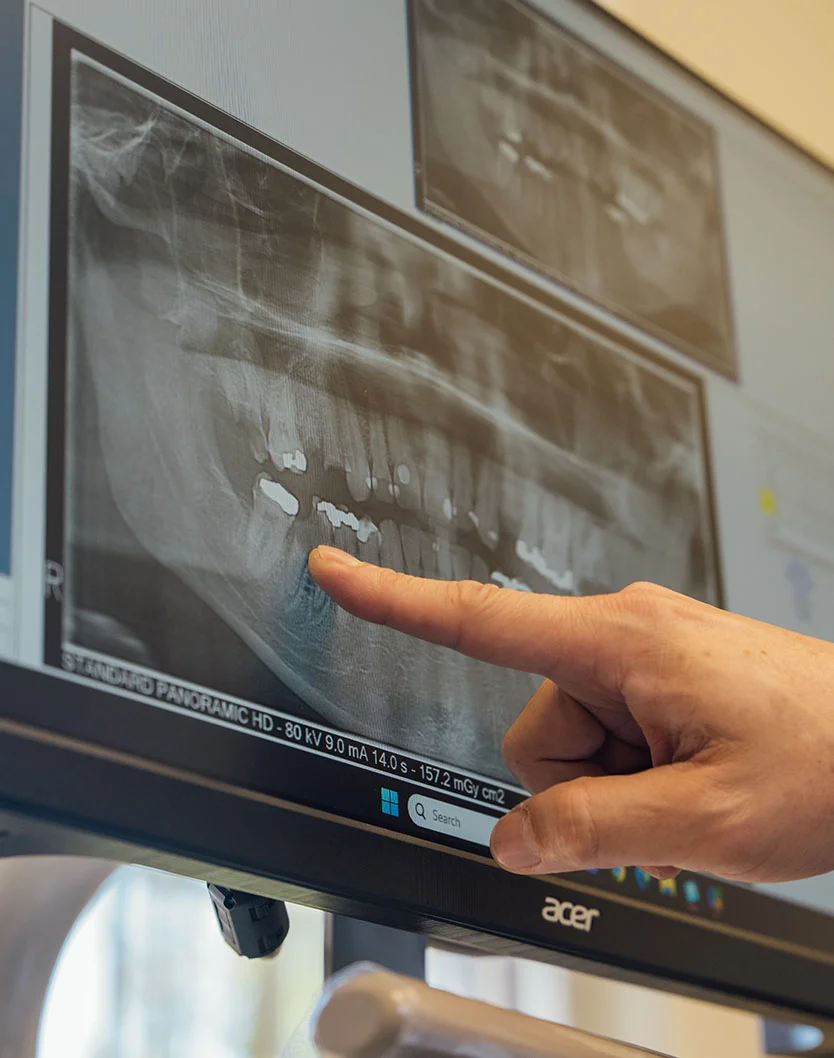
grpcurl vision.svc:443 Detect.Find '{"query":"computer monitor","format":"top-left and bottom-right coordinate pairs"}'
top-left (3, 0), bottom-right (834, 1036)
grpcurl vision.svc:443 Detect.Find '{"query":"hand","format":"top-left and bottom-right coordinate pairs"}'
top-left (308, 545), bottom-right (834, 883)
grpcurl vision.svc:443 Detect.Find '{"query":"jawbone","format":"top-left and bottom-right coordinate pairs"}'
top-left (65, 56), bottom-right (716, 782)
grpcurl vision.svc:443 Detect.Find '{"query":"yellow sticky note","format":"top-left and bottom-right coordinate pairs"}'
top-left (759, 488), bottom-right (778, 516)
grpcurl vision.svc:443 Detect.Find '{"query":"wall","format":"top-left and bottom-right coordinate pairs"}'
top-left (595, 0), bottom-right (834, 170)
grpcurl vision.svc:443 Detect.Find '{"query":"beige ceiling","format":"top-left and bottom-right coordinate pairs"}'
top-left (593, 0), bottom-right (834, 170)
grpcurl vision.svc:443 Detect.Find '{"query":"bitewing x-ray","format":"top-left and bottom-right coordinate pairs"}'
top-left (59, 54), bottom-right (718, 781)
top-left (409, 0), bottom-right (736, 376)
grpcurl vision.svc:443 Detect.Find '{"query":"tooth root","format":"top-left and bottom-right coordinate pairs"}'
top-left (451, 443), bottom-right (474, 532)
top-left (369, 415), bottom-right (394, 504)
top-left (358, 528), bottom-right (381, 567)
top-left (266, 373), bottom-right (304, 469)
top-left (451, 544), bottom-right (471, 581)
top-left (332, 527), bottom-right (360, 556)
top-left (232, 355), bottom-right (270, 461)
top-left (393, 454), bottom-right (420, 509)
top-left (302, 381), bottom-right (342, 472)
top-left (570, 510), bottom-right (609, 593)
top-left (435, 535), bottom-right (454, 581)
top-left (400, 524), bottom-right (422, 576)
top-left (473, 456), bottom-right (501, 551)
top-left (339, 399), bottom-right (371, 503)
top-left (247, 485), bottom-right (295, 581)
top-left (422, 429), bottom-right (453, 527)
top-left (519, 476), bottom-right (543, 553)
top-left (385, 416), bottom-right (421, 512)
top-left (420, 532), bottom-right (438, 579)
top-left (216, 334), bottom-right (262, 416)
top-left (499, 465), bottom-right (524, 540)
top-left (380, 518), bottom-right (405, 572)
top-left (540, 492), bottom-right (573, 578)
top-left (470, 554), bottom-right (490, 585)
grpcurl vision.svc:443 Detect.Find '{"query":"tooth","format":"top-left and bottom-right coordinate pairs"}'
top-left (451, 443), bottom-right (473, 531)
top-left (491, 570), bottom-right (533, 592)
top-left (422, 429), bottom-right (453, 526)
top-left (539, 492), bottom-right (573, 579)
top-left (312, 383), bottom-right (345, 472)
top-left (470, 553), bottom-right (490, 584)
top-left (498, 140), bottom-right (520, 165)
top-left (216, 356), bottom-right (271, 463)
top-left (316, 499), bottom-right (379, 543)
top-left (516, 538), bottom-right (575, 594)
top-left (217, 355), bottom-right (258, 420)
top-left (380, 518), bottom-right (405, 571)
top-left (266, 374), bottom-right (304, 471)
top-left (473, 456), bottom-right (501, 550)
top-left (451, 544), bottom-right (471, 580)
top-left (280, 449), bottom-right (307, 474)
top-left (358, 527), bottom-right (382, 567)
top-left (499, 465), bottom-right (524, 540)
top-left (386, 416), bottom-right (421, 512)
top-left (247, 478), bottom-right (296, 581)
top-left (259, 476), bottom-right (299, 517)
top-left (338, 399), bottom-right (371, 503)
top-left (399, 524), bottom-right (422, 576)
top-left (571, 510), bottom-right (610, 592)
top-left (518, 476), bottom-right (543, 553)
top-left (435, 535), bottom-right (454, 580)
top-left (420, 531), bottom-right (438, 579)
top-left (368, 415), bottom-right (394, 504)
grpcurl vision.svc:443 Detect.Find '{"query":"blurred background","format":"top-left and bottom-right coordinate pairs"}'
top-left (35, 865), bottom-right (769, 1058)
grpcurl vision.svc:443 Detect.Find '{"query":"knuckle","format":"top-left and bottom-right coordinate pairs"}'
top-left (529, 779), bottom-right (599, 871)
top-left (371, 565), bottom-right (407, 625)
top-left (619, 581), bottom-right (675, 612)
top-left (501, 721), bottom-right (530, 776)
top-left (447, 579), bottom-right (502, 650)
top-left (704, 787), bottom-right (777, 879)
top-left (674, 770), bottom-right (772, 877)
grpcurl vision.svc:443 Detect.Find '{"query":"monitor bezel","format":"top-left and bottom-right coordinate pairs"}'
top-left (4, 658), bottom-right (834, 1029)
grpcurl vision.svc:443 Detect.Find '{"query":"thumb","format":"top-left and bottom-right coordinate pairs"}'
top-left (490, 764), bottom-right (712, 875)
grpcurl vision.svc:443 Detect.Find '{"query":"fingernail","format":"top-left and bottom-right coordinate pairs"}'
top-left (644, 866), bottom-right (680, 881)
top-left (310, 546), bottom-right (361, 569)
top-left (491, 806), bottom-right (542, 872)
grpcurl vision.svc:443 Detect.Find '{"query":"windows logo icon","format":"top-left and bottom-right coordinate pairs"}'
top-left (381, 788), bottom-right (400, 818)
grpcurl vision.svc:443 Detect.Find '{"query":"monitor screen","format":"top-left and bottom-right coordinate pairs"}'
top-left (3, 0), bottom-right (834, 1027)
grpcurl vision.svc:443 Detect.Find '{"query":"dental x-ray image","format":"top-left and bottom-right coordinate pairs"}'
top-left (56, 49), bottom-right (718, 782)
top-left (409, 0), bottom-right (736, 377)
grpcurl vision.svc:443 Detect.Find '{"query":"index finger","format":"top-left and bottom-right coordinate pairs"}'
top-left (308, 545), bottom-right (630, 690)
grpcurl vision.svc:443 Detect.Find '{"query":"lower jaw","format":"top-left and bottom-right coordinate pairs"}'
top-left (186, 524), bottom-right (541, 782)
top-left (171, 434), bottom-right (692, 781)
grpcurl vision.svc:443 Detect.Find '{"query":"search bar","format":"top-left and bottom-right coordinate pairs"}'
top-left (407, 794), bottom-right (499, 848)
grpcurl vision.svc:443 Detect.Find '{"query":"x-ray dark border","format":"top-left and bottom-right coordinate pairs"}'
top-left (42, 17), bottom-right (725, 674)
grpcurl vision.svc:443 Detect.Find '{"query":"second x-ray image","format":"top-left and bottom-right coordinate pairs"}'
top-left (59, 50), bottom-right (718, 781)
top-left (409, 0), bottom-right (736, 376)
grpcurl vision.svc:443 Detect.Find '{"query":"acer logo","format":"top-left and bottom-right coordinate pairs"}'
top-left (541, 896), bottom-right (600, 932)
